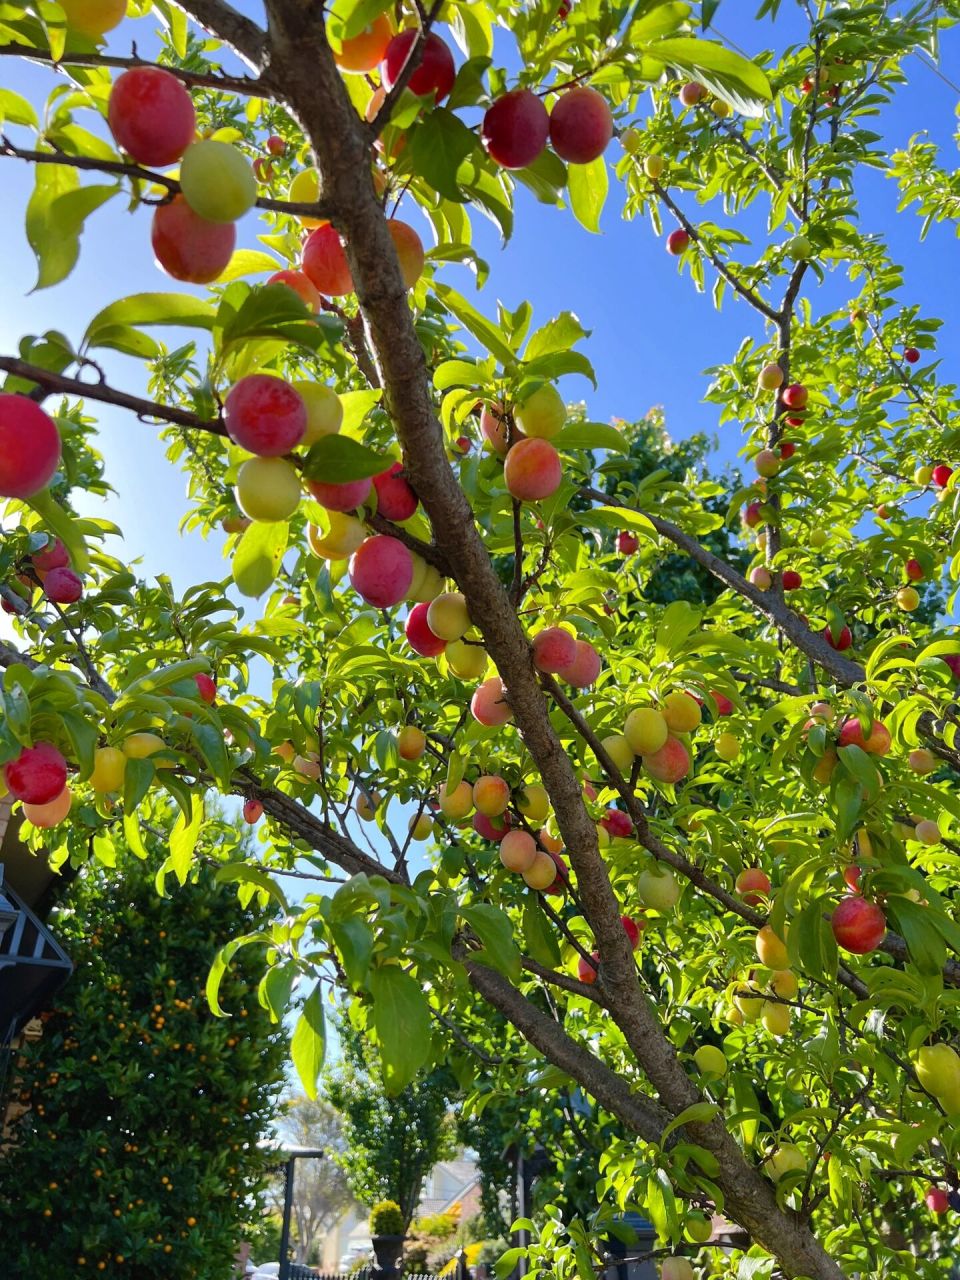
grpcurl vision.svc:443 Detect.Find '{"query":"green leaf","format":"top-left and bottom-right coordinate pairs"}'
top-left (122, 757), bottom-right (155, 811)
top-left (0, 87), bottom-right (38, 127)
top-left (660, 1100), bottom-right (721, 1143)
top-left (434, 359), bottom-right (483, 391)
top-left (330, 917), bottom-right (374, 988)
top-left (649, 36), bottom-right (773, 117)
top-left (260, 960), bottom-right (296, 1024)
top-left (291, 981), bottom-right (327, 1098)
top-left (216, 862), bottom-right (289, 913)
top-left (434, 283), bottom-right (517, 366)
top-left (218, 248), bottom-right (283, 283)
top-left (645, 1167), bottom-right (680, 1241)
top-left (26, 165), bottom-right (117, 290)
top-left (0, 682), bottom-right (32, 745)
top-left (554, 421), bottom-right (628, 454)
top-left (629, 1), bottom-right (693, 40)
top-left (217, 282), bottom-right (342, 355)
top-left (369, 965), bottom-right (432, 1093)
top-left (524, 312), bottom-right (589, 361)
top-left (410, 108), bottom-right (478, 202)
top-left (787, 897), bottom-right (838, 982)
top-left (888, 898), bottom-right (947, 975)
top-left (24, 488), bottom-right (90, 572)
top-left (232, 521), bottom-right (289, 599)
top-left (567, 155), bottom-right (608, 235)
top-left (59, 710), bottom-right (97, 779)
top-left (461, 903), bottom-right (522, 981)
top-left (302, 435), bottom-right (388, 483)
top-left (190, 720), bottom-right (233, 789)
top-left (514, 149), bottom-right (567, 205)
top-left (655, 600), bottom-right (702, 660)
top-left (85, 292), bottom-right (216, 349)
top-left (522, 898), bottom-right (561, 967)
top-left (169, 795), bottom-right (203, 884)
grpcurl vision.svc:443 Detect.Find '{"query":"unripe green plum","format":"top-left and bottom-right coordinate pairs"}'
top-left (643, 153), bottom-right (664, 179)
top-left (427, 591), bottom-right (471, 641)
top-left (409, 812), bottom-right (433, 840)
top-left (767, 1144), bottom-right (805, 1181)
top-left (756, 924), bottom-right (789, 969)
top-left (517, 783), bottom-right (549, 823)
top-left (637, 866), bottom-right (680, 911)
top-left (446, 638), bottom-right (488, 680)
top-left (235, 457), bottom-right (302, 522)
top-left (684, 1213), bottom-right (712, 1244)
top-left (179, 140), bottom-right (258, 223)
top-left (624, 707), bottom-right (668, 755)
top-left (660, 1259), bottom-right (694, 1280)
top-left (515, 384), bottom-right (566, 439)
top-left (602, 733), bottom-right (635, 773)
top-left (915, 1043), bottom-right (960, 1111)
top-left (762, 1000), bottom-right (791, 1036)
top-left (809, 528), bottom-right (828, 548)
top-left (786, 234), bottom-right (813, 260)
top-left (307, 512), bottom-right (365, 561)
top-left (715, 732), bottom-right (740, 761)
top-left (693, 1044), bottom-right (727, 1078)
top-left (294, 381), bottom-right (343, 443)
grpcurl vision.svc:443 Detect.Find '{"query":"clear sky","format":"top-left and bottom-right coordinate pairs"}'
top-left (1, 4), bottom-right (958, 593)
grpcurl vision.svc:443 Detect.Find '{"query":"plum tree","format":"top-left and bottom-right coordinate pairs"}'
top-left (4, 5), bottom-right (960, 1280)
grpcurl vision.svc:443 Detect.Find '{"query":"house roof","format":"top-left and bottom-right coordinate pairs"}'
top-left (416, 1159), bottom-right (481, 1218)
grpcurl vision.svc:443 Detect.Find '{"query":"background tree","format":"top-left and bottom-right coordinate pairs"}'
top-left (271, 1096), bottom-right (355, 1266)
top-left (325, 1025), bottom-right (457, 1229)
top-left (1, 3), bottom-right (960, 1279)
top-left (0, 820), bottom-right (288, 1279)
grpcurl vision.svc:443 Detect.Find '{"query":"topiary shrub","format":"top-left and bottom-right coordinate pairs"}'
top-left (370, 1200), bottom-right (406, 1237)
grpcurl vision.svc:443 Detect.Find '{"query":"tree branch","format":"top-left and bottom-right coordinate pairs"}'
top-left (0, 43), bottom-right (267, 94)
top-left (368, 0), bottom-right (444, 138)
top-left (171, 0), bottom-right (268, 70)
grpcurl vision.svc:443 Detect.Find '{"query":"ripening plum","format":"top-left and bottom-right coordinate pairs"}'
top-left (61, 0), bottom-right (126, 38)
top-left (755, 924), bottom-right (789, 969)
top-left (480, 402), bottom-right (512, 454)
top-left (624, 707), bottom-right (668, 756)
top-left (500, 829), bottom-right (538, 873)
top-left (515, 384), bottom-right (566, 439)
top-left (287, 168), bottom-right (326, 228)
top-left (642, 736), bottom-right (691, 783)
top-left (558, 639), bottom-right (601, 688)
top-left (405, 602), bottom-right (446, 657)
top-left (397, 726), bottom-right (426, 761)
top-left (306, 475), bottom-right (372, 512)
top-left (381, 30), bottom-right (456, 102)
top-left (44, 567), bottom-right (83, 604)
top-left (438, 779), bottom-right (473, 819)
top-left (235, 457), bottom-right (302, 522)
top-left (294, 381), bottom-right (343, 444)
top-left (522, 850), bottom-right (559, 890)
top-left (307, 512), bottom-right (366, 561)
top-left (349, 536), bottom-right (414, 608)
top-left (481, 89), bottom-right (549, 169)
top-left (334, 14), bottom-right (394, 73)
top-left (108, 67), bottom-right (196, 167)
top-left (446, 638), bottom-right (487, 679)
top-left (268, 269), bottom-right (322, 313)
top-left (4, 742), bottom-right (68, 805)
top-left (517, 783), bottom-right (549, 823)
top-left (406, 556), bottom-right (443, 603)
top-left (90, 747), bottom-right (126, 793)
top-left (471, 676), bottom-right (513, 726)
top-left (532, 626), bottom-right (577, 674)
top-left (0, 395), bottom-right (62, 499)
top-left (474, 811), bottom-right (511, 842)
top-left (243, 799), bottom-right (264, 823)
top-left (224, 375), bottom-right (306, 456)
top-left (389, 220), bottom-right (425, 288)
top-left (151, 197), bottom-right (235, 284)
top-left (373, 462), bottom-right (418, 520)
top-left (662, 691), bottom-right (701, 733)
top-left (473, 774), bottom-right (510, 816)
top-left (23, 785), bottom-right (72, 827)
top-left (837, 716), bottom-right (891, 756)
top-left (302, 224), bottom-right (354, 296)
top-left (427, 592), bottom-right (470, 642)
top-left (831, 896), bottom-right (886, 953)
top-left (31, 537), bottom-right (69, 573)
top-left (548, 86), bottom-right (613, 164)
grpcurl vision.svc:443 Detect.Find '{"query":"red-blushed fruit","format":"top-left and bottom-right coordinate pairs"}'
top-left (480, 402), bottom-right (513, 454)
top-left (151, 197), bottom-right (236, 284)
top-left (107, 67), bottom-right (196, 167)
top-left (474, 810), bottom-right (511, 842)
top-left (944, 654), bottom-right (960, 680)
top-left (837, 717), bottom-right (891, 756)
top-left (349, 535), bottom-right (413, 608)
top-left (31, 537), bottom-right (69, 573)
top-left (710, 691), bottom-right (734, 716)
top-left (642, 736), bottom-right (691, 784)
top-left (532, 626), bottom-right (578, 674)
top-left (481, 89), bottom-right (549, 169)
top-left (843, 865), bottom-right (862, 894)
top-left (906, 558), bottom-right (924, 581)
top-left (194, 673), bottom-right (217, 705)
top-left (823, 623), bottom-right (853, 651)
top-left (503, 437), bottom-right (562, 501)
top-left (782, 383), bottom-right (808, 410)
top-left (578, 952), bottom-right (600, 984)
top-left (23, 785), bottom-right (72, 828)
top-left (831, 895), bottom-right (886, 953)
top-left (558, 638), bottom-right (601, 688)
top-left (268, 269), bottom-right (322, 312)
top-left (782, 570), bottom-right (803, 591)
top-left (556, 0), bottom-right (571, 17)
top-left (548, 87), bottom-right (613, 164)
top-left (544, 848), bottom-right (569, 894)
top-left (601, 808), bottom-right (632, 838)
top-left (389, 220), bottom-right (425, 289)
top-left (253, 156), bottom-right (274, 183)
top-left (224, 375), bottom-right (306, 456)
top-left (743, 501), bottom-right (763, 528)
top-left (43, 567), bottom-right (83, 604)
top-left (405, 601), bottom-right (446, 657)
top-left (373, 461), bottom-right (417, 520)
top-left (499, 829), bottom-right (537, 873)
top-left (471, 676), bottom-right (513, 726)
top-left (933, 464), bottom-right (954, 489)
top-left (266, 135), bottom-right (286, 156)
top-left (736, 868), bottom-right (771, 905)
top-left (905, 347), bottom-right (921, 364)
top-left (666, 229), bottom-right (690, 255)
top-left (621, 914), bottom-right (644, 948)
top-left (381, 30), bottom-right (456, 102)
top-left (779, 440), bottom-right (796, 460)
top-left (4, 742), bottom-right (68, 805)
top-left (617, 530), bottom-right (639, 554)
top-left (243, 798), bottom-right (263, 823)
top-left (925, 1187), bottom-right (948, 1214)
top-left (679, 81), bottom-right (707, 106)
top-left (307, 476), bottom-right (372, 512)
top-left (456, 435), bottom-right (472, 454)
top-left (0, 396), bottom-right (62, 499)
top-left (302, 224), bottom-right (354, 296)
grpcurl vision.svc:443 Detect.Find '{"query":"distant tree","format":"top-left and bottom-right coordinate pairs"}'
top-left (0, 822), bottom-right (288, 1280)
top-left (325, 1024), bottom-right (456, 1229)
top-left (271, 1097), bottom-right (355, 1265)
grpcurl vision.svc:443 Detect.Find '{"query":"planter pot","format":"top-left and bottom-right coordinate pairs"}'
top-left (371, 1234), bottom-right (405, 1279)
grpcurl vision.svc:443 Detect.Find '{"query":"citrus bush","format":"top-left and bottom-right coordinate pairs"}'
top-left (0, 834), bottom-right (287, 1278)
top-left (1, 2), bottom-right (960, 1278)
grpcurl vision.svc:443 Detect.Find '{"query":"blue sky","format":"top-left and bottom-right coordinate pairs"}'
top-left (1, 3), bottom-right (958, 595)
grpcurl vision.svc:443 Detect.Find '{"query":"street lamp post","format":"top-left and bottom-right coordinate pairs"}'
top-left (266, 1144), bottom-right (326, 1280)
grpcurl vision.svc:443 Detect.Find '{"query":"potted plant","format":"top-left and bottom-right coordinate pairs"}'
top-left (370, 1200), bottom-right (406, 1278)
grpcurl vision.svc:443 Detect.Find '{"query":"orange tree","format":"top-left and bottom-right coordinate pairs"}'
top-left (0, 816), bottom-right (288, 1277)
top-left (1, 2), bottom-right (960, 1277)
